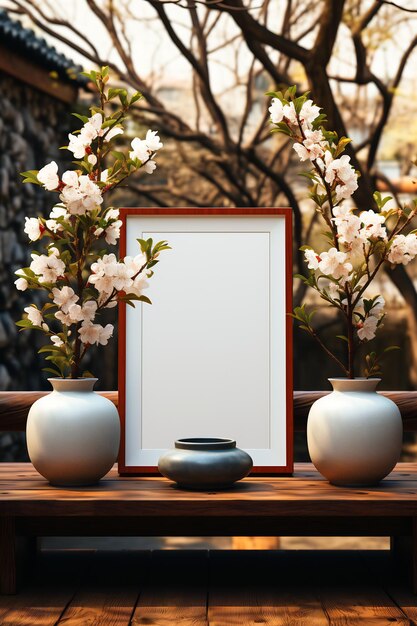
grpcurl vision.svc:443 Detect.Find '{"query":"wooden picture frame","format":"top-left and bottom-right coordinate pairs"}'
top-left (118, 208), bottom-right (293, 475)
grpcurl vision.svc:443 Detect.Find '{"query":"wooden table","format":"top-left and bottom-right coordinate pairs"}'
top-left (1, 462), bottom-right (417, 595)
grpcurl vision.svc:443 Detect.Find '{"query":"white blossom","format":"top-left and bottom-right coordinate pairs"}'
top-left (14, 276), bottom-right (28, 291)
top-left (24, 306), bottom-right (48, 330)
top-left (51, 335), bottom-right (64, 347)
top-left (79, 322), bottom-right (114, 346)
top-left (269, 98), bottom-right (284, 124)
top-left (81, 300), bottom-right (98, 323)
top-left (104, 220), bottom-right (122, 245)
top-left (145, 130), bottom-right (163, 152)
top-left (30, 249), bottom-right (65, 283)
top-left (60, 172), bottom-right (103, 214)
top-left (82, 113), bottom-right (102, 143)
top-left (105, 126), bottom-right (123, 141)
top-left (332, 207), bottom-right (362, 246)
top-left (24, 217), bottom-right (43, 241)
top-left (304, 248), bottom-right (321, 270)
top-left (359, 210), bottom-right (387, 241)
top-left (55, 306), bottom-right (80, 326)
top-left (293, 129), bottom-right (328, 162)
top-left (388, 233), bottom-right (417, 265)
top-left (318, 248), bottom-right (352, 279)
top-left (144, 160), bottom-right (157, 174)
top-left (67, 113), bottom-right (124, 160)
top-left (37, 161), bottom-right (59, 191)
top-left (323, 153), bottom-right (358, 201)
top-left (89, 252), bottom-right (147, 296)
top-left (106, 208), bottom-right (120, 220)
top-left (282, 102), bottom-right (297, 125)
top-left (123, 253), bottom-right (147, 276)
top-left (129, 273), bottom-right (149, 297)
top-left (90, 253), bottom-right (119, 278)
top-left (357, 315), bottom-right (378, 341)
top-left (129, 137), bottom-right (149, 162)
top-left (327, 281), bottom-right (341, 300)
top-left (88, 154), bottom-right (97, 165)
top-left (299, 100), bottom-right (321, 127)
top-left (67, 133), bottom-right (88, 159)
top-left (129, 130), bottom-right (163, 164)
top-left (45, 205), bottom-right (69, 233)
top-left (370, 295), bottom-right (385, 319)
top-left (52, 286), bottom-right (79, 313)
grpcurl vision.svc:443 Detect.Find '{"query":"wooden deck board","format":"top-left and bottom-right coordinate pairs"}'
top-left (1, 550), bottom-right (417, 625)
top-left (208, 551), bottom-right (329, 626)
top-left (0, 552), bottom-right (91, 625)
top-left (132, 551), bottom-right (208, 625)
top-left (57, 552), bottom-right (150, 626)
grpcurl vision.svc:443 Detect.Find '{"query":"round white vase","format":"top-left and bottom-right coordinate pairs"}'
top-left (27, 378), bottom-right (120, 486)
top-left (307, 378), bottom-right (403, 486)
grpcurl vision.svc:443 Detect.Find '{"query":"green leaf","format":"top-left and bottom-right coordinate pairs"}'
top-left (373, 191), bottom-right (392, 210)
top-left (42, 367), bottom-right (62, 377)
top-left (107, 87), bottom-right (125, 100)
top-left (38, 345), bottom-right (64, 354)
top-left (71, 113), bottom-right (89, 124)
top-left (130, 91), bottom-right (142, 105)
top-left (82, 370), bottom-right (95, 378)
top-left (138, 295), bottom-right (152, 305)
top-left (294, 273), bottom-right (307, 282)
top-left (336, 335), bottom-right (349, 343)
top-left (334, 136), bottom-right (352, 157)
top-left (15, 319), bottom-right (33, 328)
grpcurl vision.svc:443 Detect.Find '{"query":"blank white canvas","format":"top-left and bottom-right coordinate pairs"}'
top-left (124, 215), bottom-right (288, 468)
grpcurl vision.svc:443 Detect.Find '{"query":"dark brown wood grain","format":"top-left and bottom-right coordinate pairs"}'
top-left (0, 392), bottom-right (117, 431)
top-left (1, 463), bottom-right (417, 519)
top-left (2, 550), bottom-right (414, 625)
top-left (208, 550), bottom-right (329, 625)
top-left (2, 390), bottom-right (417, 432)
top-left (132, 550), bottom-right (208, 625)
top-left (57, 552), bottom-right (149, 626)
top-left (294, 390), bottom-right (417, 431)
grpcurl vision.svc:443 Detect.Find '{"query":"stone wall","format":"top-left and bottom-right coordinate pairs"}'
top-left (0, 72), bottom-right (122, 460)
top-left (0, 72), bottom-right (75, 392)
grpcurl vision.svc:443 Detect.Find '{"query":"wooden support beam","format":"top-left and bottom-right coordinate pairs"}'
top-left (2, 390), bottom-right (417, 432)
top-left (0, 44), bottom-right (78, 103)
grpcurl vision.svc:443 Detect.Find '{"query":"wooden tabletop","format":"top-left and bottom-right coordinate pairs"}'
top-left (1, 462), bottom-right (417, 517)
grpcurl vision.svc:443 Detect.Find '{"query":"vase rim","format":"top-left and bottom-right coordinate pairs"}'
top-left (328, 377), bottom-right (381, 381)
top-left (48, 377), bottom-right (98, 392)
top-left (175, 437), bottom-right (236, 451)
top-left (328, 377), bottom-right (380, 392)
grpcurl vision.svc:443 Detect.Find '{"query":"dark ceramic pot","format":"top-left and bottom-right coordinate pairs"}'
top-left (158, 438), bottom-right (253, 490)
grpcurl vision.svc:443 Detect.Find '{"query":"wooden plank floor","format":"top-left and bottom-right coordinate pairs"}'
top-left (0, 549), bottom-right (415, 625)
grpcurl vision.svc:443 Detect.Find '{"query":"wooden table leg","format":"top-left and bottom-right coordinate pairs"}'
top-left (413, 518), bottom-right (417, 594)
top-left (0, 517), bottom-right (16, 595)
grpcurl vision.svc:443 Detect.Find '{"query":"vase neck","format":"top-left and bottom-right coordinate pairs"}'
top-left (328, 378), bottom-right (380, 392)
top-left (48, 378), bottom-right (98, 392)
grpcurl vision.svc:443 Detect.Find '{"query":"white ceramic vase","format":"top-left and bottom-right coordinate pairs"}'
top-left (27, 378), bottom-right (120, 486)
top-left (307, 378), bottom-right (403, 486)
